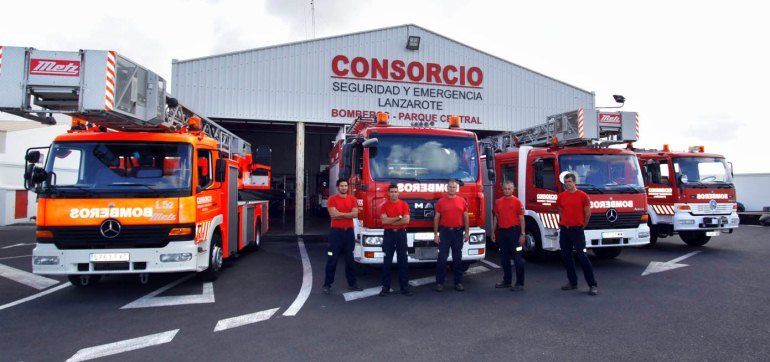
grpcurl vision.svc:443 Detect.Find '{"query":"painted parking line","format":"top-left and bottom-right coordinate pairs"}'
top-left (214, 307), bottom-right (279, 332)
top-left (481, 259), bottom-right (501, 269)
top-left (0, 255), bottom-right (32, 261)
top-left (343, 265), bottom-right (491, 302)
top-left (66, 329), bottom-right (179, 362)
top-left (282, 239), bottom-right (312, 316)
top-left (0, 262), bottom-right (59, 290)
top-left (1, 243), bottom-right (35, 249)
top-left (0, 283), bottom-right (70, 311)
top-left (121, 274), bottom-right (214, 309)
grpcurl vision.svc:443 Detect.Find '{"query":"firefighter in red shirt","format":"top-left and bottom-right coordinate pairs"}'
top-left (433, 179), bottom-right (470, 292)
top-left (556, 173), bottom-right (598, 296)
top-left (322, 180), bottom-right (362, 294)
top-left (492, 180), bottom-right (526, 291)
top-left (379, 184), bottom-right (413, 296)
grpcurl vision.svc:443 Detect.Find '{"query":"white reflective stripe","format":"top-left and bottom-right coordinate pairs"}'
top-left (327, 251), bottom-right (333, 256)
top-left (582, 248), bottom-right (587, 252)
top-left (515, 246), bottom-right (523, 252)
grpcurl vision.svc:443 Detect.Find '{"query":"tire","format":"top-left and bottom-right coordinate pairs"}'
top-left (592, 247), bottom-right (622, 259)
top-left (680, 231), bottom-right (710, 246)
top-left (251, 222), bottom-right (262, 250)
top-left (198, 230), bottom-right (223, 281)
top-left (522, 219), bottom-right (548, 262)
top-left (648, 222), bottom-right (659, 247)
top-left (68, 274), bottom-right (102, 287)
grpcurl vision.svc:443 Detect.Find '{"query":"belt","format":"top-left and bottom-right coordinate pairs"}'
top-left (498, 226), bottom-right (521, 230)
top-left (331, 227), bottom-right (354, 231)
top-left (384, 228), bottom-right (407, 232)
top-left (559, 225), bottom-right (584, 230)
top-left (441, 226), bottom-right (464, 231)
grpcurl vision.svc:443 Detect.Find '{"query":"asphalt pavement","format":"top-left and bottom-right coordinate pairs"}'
top-left (0, 225), bottom-right (768, 361)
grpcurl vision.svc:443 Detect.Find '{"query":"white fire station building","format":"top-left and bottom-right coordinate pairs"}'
top-left (171, 24), bottom-right (594, 235)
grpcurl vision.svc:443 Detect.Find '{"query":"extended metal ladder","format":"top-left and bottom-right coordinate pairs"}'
top-left (0, 46), bottom-right (249, 157)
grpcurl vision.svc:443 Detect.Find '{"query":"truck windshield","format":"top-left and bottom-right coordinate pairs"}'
top-left (369, 135), bottom-right (479, 183)
top-left (673, 157), bottom-right (733, 186)
top-left (43, 142), bottom-right (192, 197)
top-left (559, 154), bottom-right (645, 194)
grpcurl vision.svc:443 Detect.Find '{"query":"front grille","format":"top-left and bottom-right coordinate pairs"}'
top-left (586, 212), bottom-right (644, 230)
top-left (404, 199), bottom-right (437, 221)
top-left (93, 262), bottom-right (130, 271)
top-left (690, 203), bottom-right (734, 215)
top-left (40, 224), bottom-right (192, 249)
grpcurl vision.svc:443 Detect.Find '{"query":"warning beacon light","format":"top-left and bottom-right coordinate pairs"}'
top-left (376, 112), bottom-right (389, 125)
top-left (448, 115), bottom-right (461, 129)
top-left (662, 144), bottom-right (670, 152)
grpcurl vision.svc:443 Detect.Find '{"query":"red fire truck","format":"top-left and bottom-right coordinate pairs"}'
top-left (634, 145), bottom-right (739, 246)
top-left (0, 46), bottom-right (269, 286)
top-left (328, 113), bottom-right (494, 264)
top-left (484, 108), bottom-right (650, 260)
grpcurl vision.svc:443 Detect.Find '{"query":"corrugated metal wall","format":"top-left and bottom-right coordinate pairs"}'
top-left (172, 25), bottom-right (594, 132)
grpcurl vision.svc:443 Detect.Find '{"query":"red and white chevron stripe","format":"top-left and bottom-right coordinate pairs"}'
top-left (635, 112), bottom-right (640, 139)
top-left (105, 51), bottom-right (116, 111)
top-left (651, 204), bottom-right (675, 215)
top-left (577, 108), bottom-right (585, 138)
top-left (538, 212), bottom-right (561, 229)
top-left (0, 46), bottom-right (4, 76)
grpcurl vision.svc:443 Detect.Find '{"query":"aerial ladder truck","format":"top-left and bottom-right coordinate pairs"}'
top-left (0, 46), bottom-right (269, 286)
top-left (482, 108), bottom-right (650, 260)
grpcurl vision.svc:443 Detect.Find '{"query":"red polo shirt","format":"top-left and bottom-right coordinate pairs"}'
top-left (328, 194), bottom-right (357, 229)
top-left (494, 196), bottom-right (524, 228)
top-left (381, 199), bottom-right (410, 230)
top-left (436, 195), bottom-right (468, 228)
top-left (557, 190), bottom-right (590, 227)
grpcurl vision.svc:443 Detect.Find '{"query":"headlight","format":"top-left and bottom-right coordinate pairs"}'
top-left (469, 234), bottom-right (486, 244)
top-left (160, 253), bottom-right (192, 262)
top-left (639, 232), bottom-right (650, 238)
top-left (363, 236), bottom-right (383, 246)
top-left (33, 256), bottom-right (59, 265)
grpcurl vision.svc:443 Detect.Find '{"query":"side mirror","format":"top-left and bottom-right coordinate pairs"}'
top-left (215, 158), bottom-right (227, 182)
top-left (361, 138), bottom-right (378, 148)
top-left (642, 166), bottom-right (650, 184)
top-left (340, 143), bottom-right (353, 180)
top-left (679, 174), bottom-right (689, 184)
top-left (26, 150), bottom-right (42, 164)
top-left (488, 169), bottom-right (496, 183)
top-left (533, 160), bottom-right (544, 188)
top-left (483, 146), bottom-right (495, 170)
top-left (727, 161), bottom-right (734, 177)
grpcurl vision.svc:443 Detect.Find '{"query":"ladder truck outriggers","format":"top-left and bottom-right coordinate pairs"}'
top-left (0, 46), bottom-right (270, 286)
top-left (632, 144), bottom-right (738, 246)
top-left (328, 113), bottom-right (495, 265)
top-left (483, 108), bottom-right (650, 260)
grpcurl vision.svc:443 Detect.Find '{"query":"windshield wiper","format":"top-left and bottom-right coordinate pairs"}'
top-left (383, 177), bottom-right (422, 183)
top-left (52, 185), bottom-right (98, 197)
top-left (681, 181), bottom-right (709, 188)
top-left (576, 183), bottom-right (604, 194)
top-left (604, 184), bottom-right (643, 194)
top-left (704, 180), bottom-right (734, 189)
top-left (109, 182), bottom-right (161, 196)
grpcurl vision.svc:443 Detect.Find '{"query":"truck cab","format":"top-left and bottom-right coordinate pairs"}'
top-left (636, 145), bottom-right (739, 246)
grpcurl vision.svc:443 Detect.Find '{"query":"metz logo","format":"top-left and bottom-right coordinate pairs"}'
top-left (598, 113), bottom-right (622, 125)
top-left (397, 183), bottom-right (447, 193)
top-left (696, 194), bottom-right (729, 200)
top-left (29, 59), bottom-right (80, 76)
top-left (591, 200), bottom-right (634, 208)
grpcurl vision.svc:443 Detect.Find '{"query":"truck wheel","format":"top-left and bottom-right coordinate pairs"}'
top-left (592, 247), bottom-right (622, 259)
top-left (680, 231), bottom-right (710, 246)
top-left (199, 231), bottom-right (223, 281)
top-left (68, 275), bottom-right (102, 287)
top-left (251, 222), bottom-right (262, 251)
top-left (522, 220), bottom-right (547, 262)
top-left (648, 222), bottom-right (658, 246)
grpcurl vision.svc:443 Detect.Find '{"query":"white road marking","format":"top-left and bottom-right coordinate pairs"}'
top-left (1, 243), bottom-right (35, 249)
top-left (481, 259), bottom-right (501, 269)
top-left (642, 251), bottom-right (701, 276)
top-left (0, 255), bottom-right (32, 260)
top-left (66, 329), bottom-right (179, 362)
top-left (121, 274), bottom-right (214, 309)
top-left (344, 265), bottom-right (490, 302)
top-left (214, 307), bottom-right (279, 332)
top-left (743, 225), bottom-right (766, 228)
top-left (0, 283), bottom-right (70, 311)
top-left (283, 239), bottom-right (312, 316)
top-left (0, 263), bottom-right (59, 290)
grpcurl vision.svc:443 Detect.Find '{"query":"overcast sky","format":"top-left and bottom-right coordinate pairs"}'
top-left (1, 0), bottom-right (768, 172)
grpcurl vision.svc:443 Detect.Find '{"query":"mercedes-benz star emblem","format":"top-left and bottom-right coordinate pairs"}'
top-left (606, 208), bottom-right (619, 223)
top-left (100, 219), bottom-right (121, 238)
top-left (709, 199), bottom-right (718, 211)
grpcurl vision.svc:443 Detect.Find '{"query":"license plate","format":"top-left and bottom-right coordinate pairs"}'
top-left (602, 231), bottom-right (624, 239)
top-left (90, 253), bottom-right (129, 262)
top-left (706, 231), bottom-right (720, 236)
top-left (415, 247), bottom-right (438, 260)
top-left (414, 232), bottom-right (434, 241)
